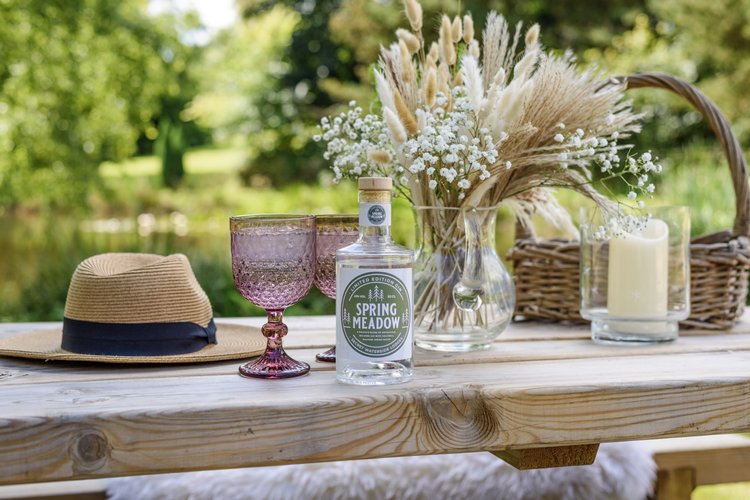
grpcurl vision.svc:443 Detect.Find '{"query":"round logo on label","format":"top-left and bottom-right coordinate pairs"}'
top-left (340, 272), bottom-right (410, 358)
top-left (367, 205), bottom-right (386, 225)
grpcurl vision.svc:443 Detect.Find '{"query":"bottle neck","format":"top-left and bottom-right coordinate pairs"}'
top-left (358, 190), bottom-right (392, 244)
top-left (360, 219), bottom-right (391, 243)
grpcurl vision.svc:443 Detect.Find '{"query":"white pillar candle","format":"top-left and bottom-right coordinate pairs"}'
top-left (607, 219), bottom-right (669, 318)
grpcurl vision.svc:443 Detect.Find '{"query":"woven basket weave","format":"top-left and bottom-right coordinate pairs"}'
top-left (510, 72), bottom-right (750, 330)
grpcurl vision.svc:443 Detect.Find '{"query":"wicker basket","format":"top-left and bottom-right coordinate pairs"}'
top-left (510, 72), bottom-right (750, 330)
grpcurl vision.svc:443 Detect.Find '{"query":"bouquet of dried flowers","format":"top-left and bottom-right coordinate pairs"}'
top-left (315, 0), bottom-right (662, 345)
top-left (316, 0), bottom-right (661, 226)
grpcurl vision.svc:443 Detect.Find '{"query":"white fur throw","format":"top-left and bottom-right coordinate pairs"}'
top-left (107, 443), bottom-right (655, 500)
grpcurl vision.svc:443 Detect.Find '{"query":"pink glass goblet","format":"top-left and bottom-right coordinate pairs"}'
top-left (230, 214), bottom-right (316, 379)
top-left (314, 214), bottom-right (359, 363)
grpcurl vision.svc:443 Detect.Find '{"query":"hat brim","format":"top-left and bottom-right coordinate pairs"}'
top-left (0, 322), bottom-right (266, 364)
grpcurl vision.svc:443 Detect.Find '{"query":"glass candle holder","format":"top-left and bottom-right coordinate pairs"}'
top-left (580, 206), bottom-right (690, 343)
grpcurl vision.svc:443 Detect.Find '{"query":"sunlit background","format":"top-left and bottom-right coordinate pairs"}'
top-left (0, 0), bottom-right (746, 335)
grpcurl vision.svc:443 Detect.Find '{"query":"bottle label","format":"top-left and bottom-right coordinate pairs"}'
top-left (337, 268), bottom-right (412, 360)
top-left (359, 203), bottom-right (391, 227)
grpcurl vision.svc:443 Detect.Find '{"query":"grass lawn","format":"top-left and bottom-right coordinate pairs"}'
top-left (694, 483), bottom-right (750, 499)
top-left (100, 146), bottom-right (248, 177)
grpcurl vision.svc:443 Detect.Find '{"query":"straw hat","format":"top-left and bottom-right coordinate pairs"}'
top-left (0, 253), bottom-right (266, 364)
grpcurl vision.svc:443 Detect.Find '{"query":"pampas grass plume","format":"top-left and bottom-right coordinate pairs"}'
top-left (394, 89), bottom-right (418, 134)
top-left (424, 66), bottom-right (438, 107)
top-left (403, 0), bottom-right (422, 32)
top-left (440, 15), bottom-right (452, 42)
top-left (440, 37), bottom-right (456, 66)
top-left (525, 23), bottom-right (540, 50)
top-left (439, 16), bottom-right (455, 64)
top-left (427, 42), bottom-right (439, 65)
top-left (415, 108), bottom-right (427, 130)
top-left (463, 14), bottom-right (474, 44)
top-left (460, 55), bottom-right (483, 109)
top-left (374, 69), bottom-right (396, 115)
top-left (513, 51), bottom-right (537, 81)
top-left (383, 107), bottom-right (407, 144)
top-left (437, 62), bottom-right (450, 93)
top-left (367, 149), bottom-right (391, 164)
top-left (469, 40), bottom-right (480, 59)
top-left (451, 16), bottom-right (462, 43)
top-left (396, 28), bottom-right (420, 54)
top-left (398, 40), bottom-right (415, 81)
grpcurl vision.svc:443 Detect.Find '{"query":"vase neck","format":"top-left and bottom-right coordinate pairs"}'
top-left (413, 206), bottom-right (498, 251)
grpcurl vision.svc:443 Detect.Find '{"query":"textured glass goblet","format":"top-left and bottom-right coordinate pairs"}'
top-left (314, 214), bottom-right (359, 362)
top-left (230, 214), bottom-right (316, 379)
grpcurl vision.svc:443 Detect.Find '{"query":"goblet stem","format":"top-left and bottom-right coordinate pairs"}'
top-left (239, 309), bottom-right (310, 379)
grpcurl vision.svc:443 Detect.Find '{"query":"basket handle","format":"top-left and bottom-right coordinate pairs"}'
top-left (622, 72), bottom-right (750, 237)
top-left (514, 72), bottom-right (750, 240)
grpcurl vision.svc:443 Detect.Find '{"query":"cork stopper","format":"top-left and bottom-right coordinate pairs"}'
top-left (358, 177), bottom-right (392, 191)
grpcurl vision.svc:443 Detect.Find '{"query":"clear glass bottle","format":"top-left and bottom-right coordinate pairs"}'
top-left (336, 177), bottom-right (414, 385)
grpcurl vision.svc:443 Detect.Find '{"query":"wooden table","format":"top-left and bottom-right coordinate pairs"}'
top-left (1, 314), bottom-right (750, 486)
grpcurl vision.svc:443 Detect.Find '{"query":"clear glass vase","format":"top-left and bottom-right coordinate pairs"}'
top-left (413, 206), bottom-right (515, 352)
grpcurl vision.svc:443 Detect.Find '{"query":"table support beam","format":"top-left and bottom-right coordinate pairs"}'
top-left (491, 444), bottom-right (600, 469)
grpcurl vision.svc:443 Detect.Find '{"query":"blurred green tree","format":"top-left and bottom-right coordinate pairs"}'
top-left (186, 5), bottom-right (318, 186)
top-left (156, 117), bottom-right (185, 189)
top-left (648, 0), bottom-right (750, 144)
top-left (581, 0), bottom-right (750, 159)
top-left (186, 6), bottom-right (299, 142)
top-left (0, 0), bottom-right (200, 209)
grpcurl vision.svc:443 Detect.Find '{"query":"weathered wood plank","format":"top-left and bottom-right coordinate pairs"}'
top-left (0, 480), bottom-right (107, 500)
top-left (1, 351), bottom-right (750, 485)
top-left (4, 332), bottom-right (750, 386)
top-left (2, 314), bottom-right (749, 485)
top-left (655, 468), bottom-right (695, 500)
top-left (648, 435), bottom-right (750, 487)
top-left (3, 310), bottom-right (747, 345)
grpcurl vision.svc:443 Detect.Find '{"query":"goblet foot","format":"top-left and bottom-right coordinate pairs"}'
top-left (239, 348), bottom-right (310, 379)
top-left (238, 310), bottom-right (310, 379)
top-left (315, 346), bottom-right (336, 363)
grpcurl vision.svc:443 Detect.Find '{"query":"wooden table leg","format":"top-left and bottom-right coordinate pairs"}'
top-left (491, 444), bottom-right (600, 469)
top-left (655, 467), bottom-right (695, 500)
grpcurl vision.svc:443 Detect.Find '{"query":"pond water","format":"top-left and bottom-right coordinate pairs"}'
top-left (0, 210), bottom-right (520, 321)
top-left (0, 213), bottom-right (253, 321)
